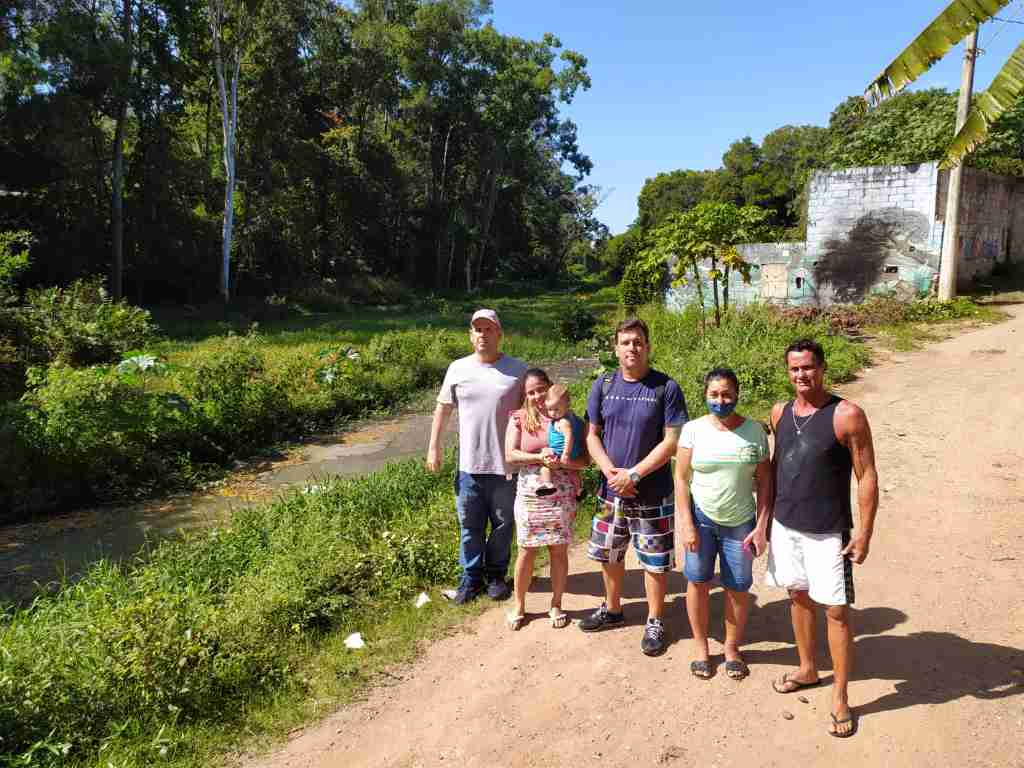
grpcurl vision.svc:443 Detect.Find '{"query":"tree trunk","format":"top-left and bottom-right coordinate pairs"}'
top-left (213, 32), bottom-right (240, 303)
top-left (111, 104), bottom-right (127, 300)
top-left (710, 253), bottom-right (721, 327)
top-left (474, 148), bottom-right (501, 292)
top-left (109, 0), bottom-right (133, 300)
top-left (723, 265), bottom-right (731, 315)
top-left (432, 124), bottom-right (454, 289)
top-left (691, 256), bottom-right (706, 337)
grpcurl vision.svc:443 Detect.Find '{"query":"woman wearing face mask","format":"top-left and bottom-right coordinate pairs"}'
top-left (674, 367), bottom-right (772, 680)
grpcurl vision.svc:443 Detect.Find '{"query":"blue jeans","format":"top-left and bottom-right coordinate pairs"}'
top-left (454, 472), bottom-right (516, 585)
top-left (683, 503), bottom-right (755, 592)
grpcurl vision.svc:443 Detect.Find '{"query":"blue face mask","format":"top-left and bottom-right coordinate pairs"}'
top-left (707, 400), bottom-right (736, 418)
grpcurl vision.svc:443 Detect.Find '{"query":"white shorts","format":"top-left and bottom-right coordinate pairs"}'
top-left (765, 519), bottom-right (855, 606)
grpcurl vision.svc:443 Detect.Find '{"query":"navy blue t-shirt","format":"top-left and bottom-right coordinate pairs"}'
top-left (586, 369), bottom-right (688, 505)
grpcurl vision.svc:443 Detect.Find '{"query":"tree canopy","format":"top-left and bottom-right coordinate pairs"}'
top-left (0, 0), bottom-right (601, 302)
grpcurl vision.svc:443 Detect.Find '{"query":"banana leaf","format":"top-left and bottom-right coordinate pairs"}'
top-left (865, 0), bottom-right (1011, 105)
top-left (943, 39), bottom-right (1024, 166)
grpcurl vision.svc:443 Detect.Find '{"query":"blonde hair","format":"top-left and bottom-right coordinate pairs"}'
top-left (521, 369), bottom-right (552, 434)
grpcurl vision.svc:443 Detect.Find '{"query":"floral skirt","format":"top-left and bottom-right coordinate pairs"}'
top-left (514, 465), bottom-right (580, 548)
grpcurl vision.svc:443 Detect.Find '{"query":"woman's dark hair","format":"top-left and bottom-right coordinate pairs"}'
top-left (784, 338), bottom-right (826, 367)
top-left (524, 368), bottom-right (552, 386)
top-left (703, 367), bottom-right (740, 395)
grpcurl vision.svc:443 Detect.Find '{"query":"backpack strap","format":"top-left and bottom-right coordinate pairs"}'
top-left (596, 371), bottom-right (616, 428)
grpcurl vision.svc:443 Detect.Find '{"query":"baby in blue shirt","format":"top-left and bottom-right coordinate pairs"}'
top-left (537, 384), bottom-right (585, 497)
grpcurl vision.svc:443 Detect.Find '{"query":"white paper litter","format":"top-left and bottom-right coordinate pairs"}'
top-left (440, 588), bottom-right (458, 601)
top-left (343, 632), bottom-right (366, 650)
top-left (414, 592), bottom-right (431, 608)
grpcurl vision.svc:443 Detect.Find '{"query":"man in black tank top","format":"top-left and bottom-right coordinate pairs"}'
top-left (766, 338), bottom-right (878, 738)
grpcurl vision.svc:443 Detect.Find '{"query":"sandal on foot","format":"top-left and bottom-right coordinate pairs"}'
top-left (548, 607), bottom-right (570, 628)
top-left (772, 672), bottom-right (820, 694)
top-left (690, 660), bottom-right (713, 679)
top-left (725, 659), bottom-right (749, 680)
top-left (506, 612), bottom-right (525, 631)
top-left (829, 711), bottom-right (856, 738)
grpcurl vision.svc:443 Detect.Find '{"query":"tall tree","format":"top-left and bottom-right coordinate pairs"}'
top-left (208, 0), bottom-right (256, 302)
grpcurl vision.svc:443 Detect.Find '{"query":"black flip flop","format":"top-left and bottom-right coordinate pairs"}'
top-left (772, 672), bottom-right (821, 694)
top-left (829, 712), bottom-right (857, 738)
top-left (690, 660), bottom-right (713, 679)
top-left (725, 659), bottom-right (749, 680)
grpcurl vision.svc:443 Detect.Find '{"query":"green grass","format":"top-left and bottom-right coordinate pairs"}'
top-left (151, 289), bottom-right (620, 366)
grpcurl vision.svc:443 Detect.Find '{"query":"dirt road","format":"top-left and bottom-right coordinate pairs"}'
top-left (250, 311), bottom-right (1024, 768)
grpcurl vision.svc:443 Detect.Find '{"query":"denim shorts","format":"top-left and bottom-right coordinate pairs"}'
top-left (683, 503), bottom-right (755, 592)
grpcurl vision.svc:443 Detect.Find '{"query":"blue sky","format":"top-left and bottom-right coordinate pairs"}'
top-left (489, 0), bottom-right (1024, 234)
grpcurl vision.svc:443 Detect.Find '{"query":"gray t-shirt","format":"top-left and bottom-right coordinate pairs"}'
top-left (437, 354), bottom-right (528, 475)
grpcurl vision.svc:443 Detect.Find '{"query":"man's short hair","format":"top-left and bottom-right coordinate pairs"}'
top-left (784, 338), bottom-right (826, 367)
top-left (615, 317), bottom-right (650, 344)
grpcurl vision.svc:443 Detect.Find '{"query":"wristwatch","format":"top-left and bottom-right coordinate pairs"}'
top-left (628, 468), bottom-right (641, 485)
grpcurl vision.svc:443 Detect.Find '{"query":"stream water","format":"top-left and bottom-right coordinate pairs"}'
top-left (0, 357), bottom-right (598, 604)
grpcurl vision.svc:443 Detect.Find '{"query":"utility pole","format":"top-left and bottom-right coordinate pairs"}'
top-left (938, 27), bottom-right (979, 301)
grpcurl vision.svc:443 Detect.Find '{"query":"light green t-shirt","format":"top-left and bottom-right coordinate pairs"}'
top-left (681, 415), bottom-right (768, 527)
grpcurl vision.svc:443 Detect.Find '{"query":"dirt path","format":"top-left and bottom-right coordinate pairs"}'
top-left (248, 309), bottom-right (1024, 768)
top-left (0, 358), bottom-right (597, 604)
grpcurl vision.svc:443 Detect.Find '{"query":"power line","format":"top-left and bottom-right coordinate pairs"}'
top-left (985, 1), bottom-right (1024, 49)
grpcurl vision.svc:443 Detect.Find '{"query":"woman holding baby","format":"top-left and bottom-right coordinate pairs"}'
top-left (503, 369), bottom-right (590, 630)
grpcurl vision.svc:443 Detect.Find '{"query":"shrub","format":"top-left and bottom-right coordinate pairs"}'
top-left (20, 364), bottom-right (185, 501)
top-left (181, 332), bottom-right (291, 453)
top-left (643, 302), bottom-right (869, 418)
top-left (558, 298), bottom-right (599, 342)
top-left (619, 257), bottom-right (665, 310)
top-left (22, 277), bottom-right (155, 367)
top-left (778, 296), bottom-right (986, 334)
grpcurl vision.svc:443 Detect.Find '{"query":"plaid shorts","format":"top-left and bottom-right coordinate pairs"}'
top-left (586, 495), bottom-right (675, 573)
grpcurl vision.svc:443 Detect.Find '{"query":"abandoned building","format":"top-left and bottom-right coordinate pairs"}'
top-left (666, 161), bottom-right (1024, 308)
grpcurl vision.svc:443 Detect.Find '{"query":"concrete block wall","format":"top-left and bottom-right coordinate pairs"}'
top-left (937, 167), bottom-right (1018, 284)
top-left (664, 161), bottom-right (1023, 310)
top-left (665, 243), bottom-right (809, 310)
top-left (806, 163), bottom-right (942, 302)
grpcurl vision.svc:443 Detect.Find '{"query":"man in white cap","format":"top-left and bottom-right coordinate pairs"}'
top-left (427, 308), bottom-right (528, 603)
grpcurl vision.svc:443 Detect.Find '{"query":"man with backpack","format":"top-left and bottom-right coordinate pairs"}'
top-left (581, 317), bottom-right (688, 656)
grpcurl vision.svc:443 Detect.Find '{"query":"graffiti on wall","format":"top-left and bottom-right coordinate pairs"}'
top-left (814, 208), bottom-right (931, 303)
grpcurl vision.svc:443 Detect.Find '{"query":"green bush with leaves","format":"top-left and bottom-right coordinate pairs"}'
top-left (642, 302), bottom-right (869, 418)
top-left (557, 298), bottom-right (599, 342)
top-left (22, 276), bottom-right (155, 367)
top-left (619, 256), bottom-right (665, 310)
top-left (182, 332), bottom-right (291, 452)
top-left (0, 456), bottom-right (460, 766)
top-left (20, 364), bottom-right (185, 501)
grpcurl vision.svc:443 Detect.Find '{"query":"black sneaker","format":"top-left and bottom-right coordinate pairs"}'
top-left (453, 580), bottom-right (483, 605)
top-left (579, 603), bottom-right (625, 632)
top-left (641, 618), bottom-right (667, 656)
top-left (485, 577), bottom-right (511, 601)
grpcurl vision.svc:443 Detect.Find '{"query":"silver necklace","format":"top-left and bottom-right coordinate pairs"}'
top-left (791, 403), bottom-right (820, 435)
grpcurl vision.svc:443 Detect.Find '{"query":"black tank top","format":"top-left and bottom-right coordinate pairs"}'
top-left (773, 395), bottom-right (853, 533)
